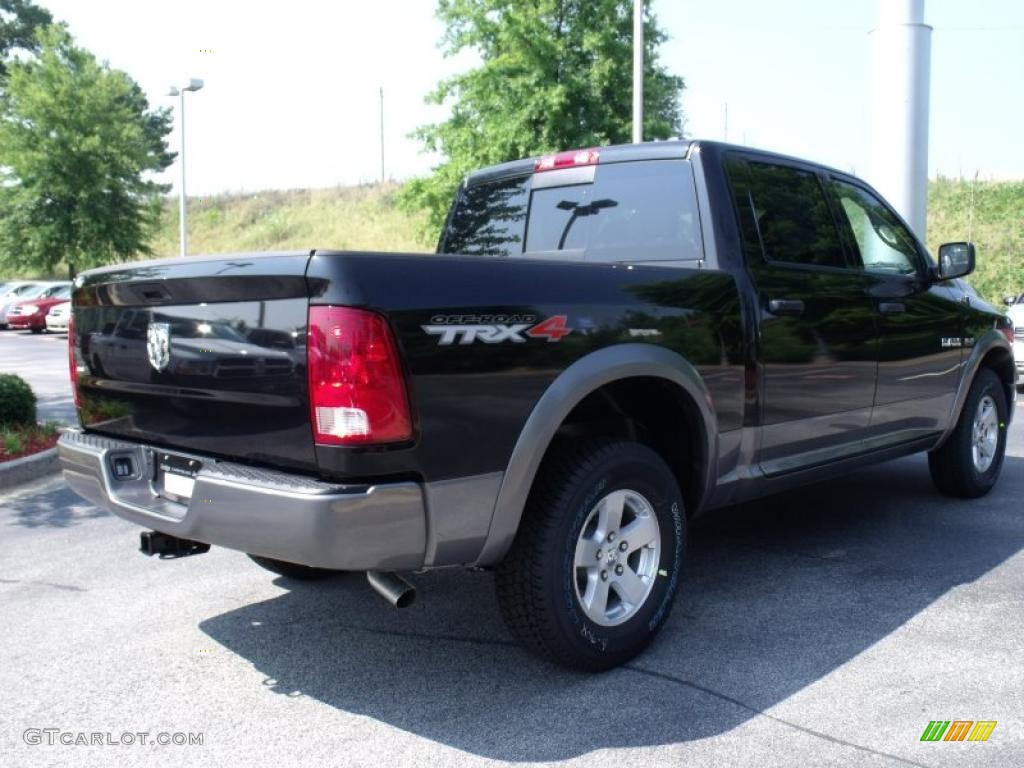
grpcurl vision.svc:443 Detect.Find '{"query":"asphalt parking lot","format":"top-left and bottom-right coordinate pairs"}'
top-left (1, 330), bottom-right (1022, 767)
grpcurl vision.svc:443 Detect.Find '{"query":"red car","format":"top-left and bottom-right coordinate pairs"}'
top-left (6, 284), bottom-right (72, 332)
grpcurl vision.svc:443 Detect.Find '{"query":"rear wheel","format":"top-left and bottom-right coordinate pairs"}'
top-left (495, 439), bottom-right (686, 671)
top-left (247, 554), bottom-right (341, 581)
top-left (928, 368), bottom-right (1008, 498)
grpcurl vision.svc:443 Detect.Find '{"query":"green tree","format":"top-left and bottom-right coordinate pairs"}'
top-left (401, 0), bottom-right (685, 240)
top-left (0, 26), bottom-right (174, 277)
top-left (0, 0), bottom-right (52, 78)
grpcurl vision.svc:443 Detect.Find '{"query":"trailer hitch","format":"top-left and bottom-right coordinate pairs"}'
top-left (139, 531), bottom-right (210, 558)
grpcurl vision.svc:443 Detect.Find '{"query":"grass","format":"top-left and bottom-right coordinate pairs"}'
top-left (0, 421), bottom-right (60, 462)
top-left (149, 183), bottom-right (431, 257)
top-left (926, 178), bottom-right (1024, 305)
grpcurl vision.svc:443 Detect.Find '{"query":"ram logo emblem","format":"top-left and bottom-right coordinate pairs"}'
top-left (147, 322), bottom-right (171, 371)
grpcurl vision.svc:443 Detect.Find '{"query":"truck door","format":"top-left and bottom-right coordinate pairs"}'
top-left (725, 156), bottom-right (879, 475)
top-left (825, 176), bottom-right (964, 437)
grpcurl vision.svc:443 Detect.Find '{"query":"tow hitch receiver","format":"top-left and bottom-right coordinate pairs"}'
top-left (139, 531), bottom-right (210, 558)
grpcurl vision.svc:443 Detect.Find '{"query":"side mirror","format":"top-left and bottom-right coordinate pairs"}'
top-left (937, 242), bottom-right (975, 281)
top-left (1003, 295), bottom-right (1018, 307)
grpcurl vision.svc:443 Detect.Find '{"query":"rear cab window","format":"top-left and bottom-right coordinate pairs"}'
top-left (442, 157), bottom-right (705, 265)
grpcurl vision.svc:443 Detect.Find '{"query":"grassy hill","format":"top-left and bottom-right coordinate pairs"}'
top-left (148, 183), bottom-right (431, 256)
top-left (926, 178), bottom-right (1024, 304)
top-left (143, 177), bottom-right (1022, 308)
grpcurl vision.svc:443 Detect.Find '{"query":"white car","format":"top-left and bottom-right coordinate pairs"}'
top-left (1007, 300), bottom-right (1024, 389)
top-left (45, 301), bottom-right (71, 333)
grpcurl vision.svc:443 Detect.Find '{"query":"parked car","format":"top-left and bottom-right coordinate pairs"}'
top-left (57, 140), bottom-right (1015, 671)
top-left (45, 301), bottom-right (71, 333)
top-left (1005, 295), bottom-right (1024, 388)
top-left (5, 283), bottom-right (72, 332)
top-left (0, 281), bottom-right (45, 328)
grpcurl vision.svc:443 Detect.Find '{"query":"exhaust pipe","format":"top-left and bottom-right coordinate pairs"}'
top-left (139, 531), bottom-right (210, 558)
top-left (366, 570), bottom-right (416, 608)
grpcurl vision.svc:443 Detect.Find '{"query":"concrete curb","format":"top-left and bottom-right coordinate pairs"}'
top-left (0, 447), bottom-right (60, 492)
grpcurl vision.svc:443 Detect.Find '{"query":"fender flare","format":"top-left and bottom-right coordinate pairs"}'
top-left (473, 343), bottom-right (718, 566)
top-left (934, 329), bottom-right (1015, 449)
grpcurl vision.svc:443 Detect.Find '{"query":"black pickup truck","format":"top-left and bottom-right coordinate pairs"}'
top-left (58, 140), bottom-right (1016, 670)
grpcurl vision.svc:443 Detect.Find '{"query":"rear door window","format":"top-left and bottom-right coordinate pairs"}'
top-left (741, 162), bottom-right (847, 269)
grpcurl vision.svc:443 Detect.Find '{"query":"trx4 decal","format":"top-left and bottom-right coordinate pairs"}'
top-left (423, 315), bottom-right (572, 345)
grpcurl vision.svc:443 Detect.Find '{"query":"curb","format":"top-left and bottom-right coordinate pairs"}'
top-left (0, 447), bottom-right (61, 492)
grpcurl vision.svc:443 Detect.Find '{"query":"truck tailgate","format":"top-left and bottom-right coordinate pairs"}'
top-left (71, 252), bottom-right (317, 471)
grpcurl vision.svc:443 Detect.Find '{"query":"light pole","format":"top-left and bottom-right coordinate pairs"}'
top-left (168, 78), bottom-right (204, 257)
top-left (632, 0), bottom-right (644, 144)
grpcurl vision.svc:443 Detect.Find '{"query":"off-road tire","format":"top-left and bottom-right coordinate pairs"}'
top-left (495, 439), bottom-right (686, 671)
top-left (928, 368), bottom-right (1008, 498)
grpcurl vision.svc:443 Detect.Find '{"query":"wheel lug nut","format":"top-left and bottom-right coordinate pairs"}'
top-left (607, 532), bottom-right (616, 542)
top-left (615, 565), bottom-right (624, 575)
top-left (596, 549), bottom-right (603, 560)
top-left (619, 541), bottom-right (628, 551)
top-left (600, 570), bottom-right (608, 581)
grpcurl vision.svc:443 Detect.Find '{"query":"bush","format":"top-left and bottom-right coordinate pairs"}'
top-left (0, 374), bottom-right (36, 426)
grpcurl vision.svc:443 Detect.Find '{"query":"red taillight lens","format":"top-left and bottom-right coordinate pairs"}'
top-left (68, 313), bottom-right (81, 407)
top-left (535, 148), bottom-right (600, 172)
top-left (306, 306), bottom-right (412, 445)
top-left (1000, 322), bottom-right (1014, 344)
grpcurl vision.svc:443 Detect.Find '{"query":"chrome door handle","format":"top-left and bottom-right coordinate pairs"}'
top-left (768, 299), bottom-right (805, 316)
top-left (879, 302), bottom-right (906, 314)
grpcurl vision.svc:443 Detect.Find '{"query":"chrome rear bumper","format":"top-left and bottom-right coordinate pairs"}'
top-left (57, 429), bottom-right (426, 570)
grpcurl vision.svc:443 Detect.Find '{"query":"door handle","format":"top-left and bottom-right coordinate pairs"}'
top-left (767, 299), bottom-right (805, 316)
top-left (879, 302), bottom-right (906, 314)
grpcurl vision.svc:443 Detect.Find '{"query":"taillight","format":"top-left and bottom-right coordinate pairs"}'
top-left (306, 306), bottom-right (412, 445)
top-left (535, 148), bottom-right (600, 172)
top-left (1000, 323), bottom-right (1014, 344)
top-left (68, 313), bottom-right (81, 407)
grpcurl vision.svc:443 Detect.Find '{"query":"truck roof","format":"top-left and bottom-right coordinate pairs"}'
top-left (464, 138), bottom-right (854, 188)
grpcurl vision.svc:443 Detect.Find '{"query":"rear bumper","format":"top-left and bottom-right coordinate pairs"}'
top-left (57, 428), bottom-right (427, 570)
top-left (46, 316), bottom-right (69, 331)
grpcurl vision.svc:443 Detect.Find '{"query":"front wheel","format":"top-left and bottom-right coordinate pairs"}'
top-left (495, 439), bottom-right (686, 671)
top-left (928, 368), bottom-right (1008, 498)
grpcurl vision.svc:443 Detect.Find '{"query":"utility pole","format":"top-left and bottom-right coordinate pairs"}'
top-left (632, 0), bottom-right (643, 143)
top-left (379, 86), bottom-right (385, 183)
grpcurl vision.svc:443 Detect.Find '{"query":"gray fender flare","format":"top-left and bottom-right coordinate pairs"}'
top-left (934, 329), bottom-right (1015, 448)
top-left (473, 343), bottom-right (718, 566)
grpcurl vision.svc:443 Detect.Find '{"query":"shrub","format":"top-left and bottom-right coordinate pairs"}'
top-left (0, 374), bottom-right (36, 427)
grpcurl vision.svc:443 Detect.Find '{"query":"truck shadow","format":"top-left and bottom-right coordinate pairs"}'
top-left (6, 484), bottom-right (109, 529)
top-left (199, 453), bottom-right (1024, 762)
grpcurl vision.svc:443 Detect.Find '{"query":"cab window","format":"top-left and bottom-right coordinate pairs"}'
top-left (742, 162), bottom-right (846, 269)
top-left (829, 179), bottom-right (921, 276)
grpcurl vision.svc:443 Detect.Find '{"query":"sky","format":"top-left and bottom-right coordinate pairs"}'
top-left (38, 0), bottom-right (1024, 196)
